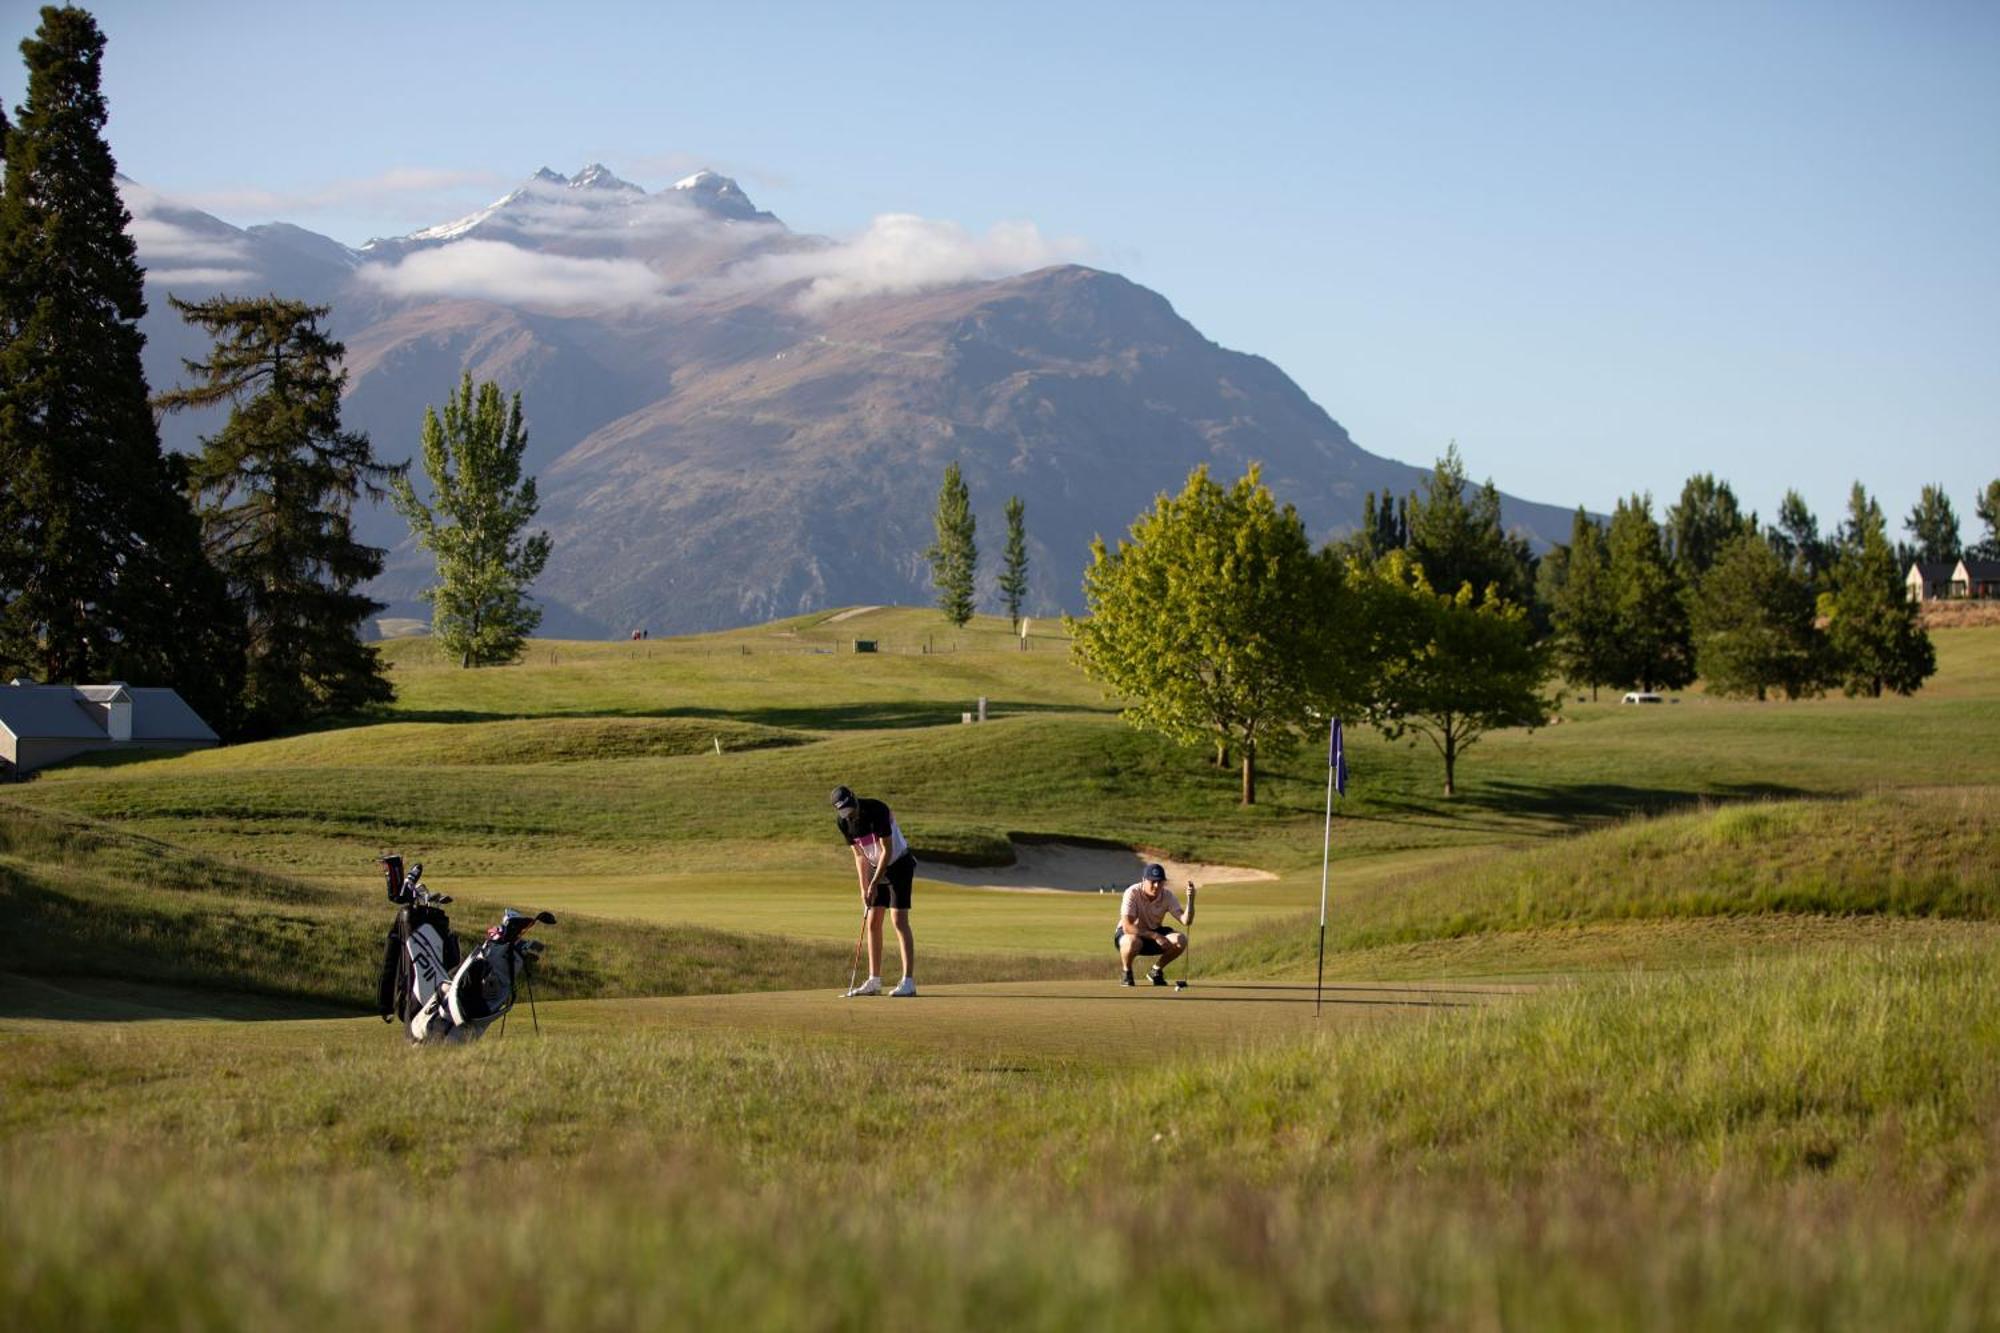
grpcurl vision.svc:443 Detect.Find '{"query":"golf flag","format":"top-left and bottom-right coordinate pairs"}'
top-left (1329, 718), bottom-right (1348, 797)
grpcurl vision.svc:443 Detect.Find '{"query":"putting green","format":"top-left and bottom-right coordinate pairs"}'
top-left (546, 978), bottom-right (1529, 1064)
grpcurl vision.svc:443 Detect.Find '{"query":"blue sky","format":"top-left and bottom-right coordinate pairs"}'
top-left (10, 0), bottom-right (1997, 540)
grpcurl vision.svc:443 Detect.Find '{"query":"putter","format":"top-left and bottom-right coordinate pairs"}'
top-left (840, 902), bottom-right (868, 997)
top-left (1174, 882), bottom-right (1197, 991)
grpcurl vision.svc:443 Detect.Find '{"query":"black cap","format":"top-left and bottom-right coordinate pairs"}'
top-left (829, 785), bottom-right (857, 810)
top-left (1143, 863), bottom-right (1166, 882)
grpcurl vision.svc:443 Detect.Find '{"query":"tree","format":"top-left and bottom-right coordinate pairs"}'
top-left (1973, 479), bottom-right (2000, 561)
top-left (1343, 489), bottom-right (1409, 562)
top-left (1768, 489), bottom-right (1831, 591)
top-left (1069, 465), bottom-right (1338, 805)
top-left (1606, 494), bottom-right (1693, 691)
top-left (1548, 508), bottom-right (1620, 700)
top-left (157, 296), bottom-right (394, 732)
top-left (0, 5), bottom-right (238, 719)
top-left (1358, 551), bottom-right (1551, 797)
top-left (389, 374), bottom-right (552, 668)
top-left (1903, 484), bottom-right (1962, 565)
top-left (1689, 531), bottom-right (1824, 701)
top-left (997, 494), bottom-right (1029, 632)
top-left (1665, 473), bottom-right (1744, 584)
top-left (926, 462), bottom-right (976, 627)
top-left (1405, 443), bottom-right (1534, 606)
top-left (1824, 482), bottom-right (1935, 698)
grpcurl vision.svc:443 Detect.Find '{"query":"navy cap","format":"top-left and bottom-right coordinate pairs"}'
top-left (1143, 863), bottom-right (1166, 882)
top-left (830, 785), bottom-right (857, 810)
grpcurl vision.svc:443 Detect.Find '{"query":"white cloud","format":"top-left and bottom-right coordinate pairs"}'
top-left (358, 238), bottom-right (670, 311)
top-left (120, 180), bottom-right (258, 287)
top-left (143, 266), bottom-right (259, 287)
top-left (176, 167), bottom-right (510, 220)
top-left (731, 214), bottom-right (1087, 309)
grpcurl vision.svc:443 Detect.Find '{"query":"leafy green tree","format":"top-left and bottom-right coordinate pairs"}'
top-left (1903, 484), bottom-right (1961, 565)
top-left (157, 296), bottom-right (394, 732)
top-left (998, 494), bottom-right (1029, 631)
top-left (1405, 443), bottom-right (1534, 606)
top-left (1690, 531), bottom-right (1824, 701)
top-left (1824, 483), bottom-right (1935, 698)
top-left (1358, 550), bottom-right (1551, 797)
top-left (1973, 479), bottom-right (2000, 561)
top-left (1069, 465), bottom-right (1338, 805)
top-left (1665, 473), bottom-right (1745, 583)
top-left (390, 374), bottom-right (552, 668)
top-left (926, 462), bottom-right (976, 627)
top-left (1549, 508), bottom-right (1620, 700)
top-left (1606, 494), bottom-right (1693, 691)
top-left (1768, 489), bottom-right (1832, 591)
top-left (0, 6), bottom-right (238, 720)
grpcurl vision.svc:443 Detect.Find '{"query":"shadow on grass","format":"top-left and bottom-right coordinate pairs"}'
top-left (0, 971), bottom-right (359, 1023)
top-left (323, 700), bottom-right (1109, 734)
top-left (1452, 779), bottom-right (1811, 823)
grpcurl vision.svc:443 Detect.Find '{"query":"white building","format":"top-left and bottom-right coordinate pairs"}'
top-left (0, 680), bottom-right (218, 776)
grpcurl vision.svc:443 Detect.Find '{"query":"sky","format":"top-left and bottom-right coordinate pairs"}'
top-left (7, 0), bottom-right (1996, 541)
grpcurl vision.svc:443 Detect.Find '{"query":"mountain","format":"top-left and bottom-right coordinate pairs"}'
top-left (127, 165), bottom-right (1580, 637)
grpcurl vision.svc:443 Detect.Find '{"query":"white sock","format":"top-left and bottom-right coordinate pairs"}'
top-left (868, 975), bottom-right (881, 984)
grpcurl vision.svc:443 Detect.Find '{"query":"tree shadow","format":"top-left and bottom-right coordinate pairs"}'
top-left (1449, 779), bottom-right (1811, 825)
top-left (0, 971), bottom-right (359, 1023)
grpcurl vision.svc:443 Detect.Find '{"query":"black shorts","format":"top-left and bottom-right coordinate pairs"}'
top-left (1114, 925), bottom-right (1179, 956)
top-left (866, 855), bottom-right (916, 911)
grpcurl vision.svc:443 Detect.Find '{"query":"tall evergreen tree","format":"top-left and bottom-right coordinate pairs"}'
top-left (157, 296), bottom-right (393, 732)
top-left (1690, 530), bottom-right (1824, 701)
top-left (1665, 473), bottom-right (1744, 583)
top-left (1824, 482), bottom-right (1935, 698)
top-left (390, 374), bottom-right (552, 668)
top-left (1349, 489), bottom-right (1410, 561)
top-left (997, 494), bottom-right (1028, 632)
top-left (1404, 443), bottom-right (1534, 605)
top-left (925, 461), bottom-right (976, 627)
top-left (1549, 509), bottom-right (1620, 700)
top-left (0, 5), bottom-right (237, 718)
top-left (1974, 479), bottom-right (2000, 561)
top-left (1768, 489), bottom-right (1831, 592)
top-left (1606, 494), bottom-right (1693, 691)
top-left (1903, 484), bottom-right (1962, 565)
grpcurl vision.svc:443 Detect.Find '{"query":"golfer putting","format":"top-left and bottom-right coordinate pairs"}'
top-left (831, 784), bottom-right (918, 997)
top-left (1115, 863), bottom-right (1195, 988)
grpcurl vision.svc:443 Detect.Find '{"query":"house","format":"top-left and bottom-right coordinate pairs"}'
top-left (1905, 557), bottom-right (2000, 602)
top-left (0, 679), bottom-right (218, 776)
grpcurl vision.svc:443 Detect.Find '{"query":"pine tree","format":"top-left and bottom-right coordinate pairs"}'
top-left (1404, 443), bottom-right (1534, 605)
top-left (0, 5), bottom-right (238, 717)
top-left (157, 296), bottom-right (394, 731)
top-left (390, 375), bottom-right (552, 668)
top-left (1768, 489), bottom-right (1831, 592)
top-left (998, 494), bottom-right (1028, 632)
top-left (1549, 508), bottom-right (1620, 700)
top-left (1903, 484), bottom-right (1961, 565)
top-left (1665, 473), bottom-right (1744, 583)
top-left (1690, 530), bottom-right (1824, 701)
top-left (1974, 479), bottom-right (2000, 561)
top-left (1824, 483), bottom-right (1935, 698)
top-left (1606, 494), bottom-right (1693, 692)
top-left (926, 462), bottom-right (976, 627)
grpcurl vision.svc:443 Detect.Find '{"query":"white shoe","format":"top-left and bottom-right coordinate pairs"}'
top-left (845, 977), bottom-right (882, 997)
top-left (889, 977), bottom-right (917, 998)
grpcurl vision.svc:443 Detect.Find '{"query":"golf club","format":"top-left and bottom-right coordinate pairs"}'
top-left (1174, 881), bottom-right (1197, 991)
top-left (840, 902), bottom-right (868, 997)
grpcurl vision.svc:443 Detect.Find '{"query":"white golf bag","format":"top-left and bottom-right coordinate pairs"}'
top-left (408, 906), bottom-right (556, 1045)
top-left (376, 855), bottom-right (461, 1026)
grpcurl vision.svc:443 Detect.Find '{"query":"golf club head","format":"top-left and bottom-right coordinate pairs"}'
top-left (536, 910), bottom-right (557, 925)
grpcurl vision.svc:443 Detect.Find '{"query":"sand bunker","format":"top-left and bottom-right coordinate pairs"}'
top-left (918, 838), bottom-right (1275, 894)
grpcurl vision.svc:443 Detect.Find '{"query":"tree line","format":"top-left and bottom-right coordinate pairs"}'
top-left (0, 6), bottom-right (548, 741)
top-left (1067, 447), bottom-right (1979, 804)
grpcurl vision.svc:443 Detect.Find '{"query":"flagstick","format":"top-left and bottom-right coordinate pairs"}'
top-left (1316, 740), bottom-right (1334, 1019)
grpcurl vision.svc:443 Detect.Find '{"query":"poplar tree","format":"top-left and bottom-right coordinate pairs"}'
top-left (0, 5), bottom-right (237, 720)
top-left (157, 296), bottom-right (393, 732)
top-left (926, 462), bottom-right (976, 627)
top-left (998, 494), bottom-right (1028, 632)
top-left (1824, 483), bottom-right (1934, 698)
top-left (390, 374), bottom-right (552, 668)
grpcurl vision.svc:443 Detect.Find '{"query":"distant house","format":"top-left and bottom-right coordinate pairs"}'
top-left (0, 679), bottom-right (218, 777)
top-left (1906, 557), bottom-right (2000, 603)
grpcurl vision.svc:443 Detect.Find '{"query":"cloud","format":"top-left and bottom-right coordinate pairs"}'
top-left (119, 180), bottom-right (259, 286)
top-left (731, 214), bottom-right (1087, 309)
top-left (358, 239), bottom-right (670, 311)
top-left (175, 167), bottom-right (510, 221)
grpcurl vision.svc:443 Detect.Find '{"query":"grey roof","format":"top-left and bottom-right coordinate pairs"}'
top-left (1962, 557), bottom-right (2000, 581)
top-left (1907, 560), bottom-right (1957, 581)
top-left (75, 683), bottom-right (133, 704)
top-left (127, 688), bottom-right (219, 743)
top-left (0, 686), bottom-right (110, 741)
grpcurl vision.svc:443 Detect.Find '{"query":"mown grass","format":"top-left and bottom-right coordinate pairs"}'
top-left (3, 940), bottom-right (1997, 1329)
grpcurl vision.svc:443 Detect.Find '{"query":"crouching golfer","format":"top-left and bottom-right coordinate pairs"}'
top-left (831, 784), bottom-right (917, 997)
top-left (1115, 863), bottom-right (1192, 987)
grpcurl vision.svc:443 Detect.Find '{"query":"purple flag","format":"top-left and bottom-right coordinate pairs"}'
top-left (1329, 718), bottom-right (1348, 797)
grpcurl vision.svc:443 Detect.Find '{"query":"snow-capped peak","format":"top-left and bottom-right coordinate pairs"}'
top-left (673, 170), bottom-right (722, 191)
top-left (669, 169), bottom-right (775, 224)
top-left (570, 163), bottom-right (642, 193)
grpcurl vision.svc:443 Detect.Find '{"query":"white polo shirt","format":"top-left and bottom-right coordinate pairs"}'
top-left (1118, 882), bottom-right (1184, 933)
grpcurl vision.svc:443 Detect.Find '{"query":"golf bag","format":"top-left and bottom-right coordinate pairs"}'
top-left (376, 855), bottom-right (462, 1026)
top-left (409, 906), bottom-right (556, 1045)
